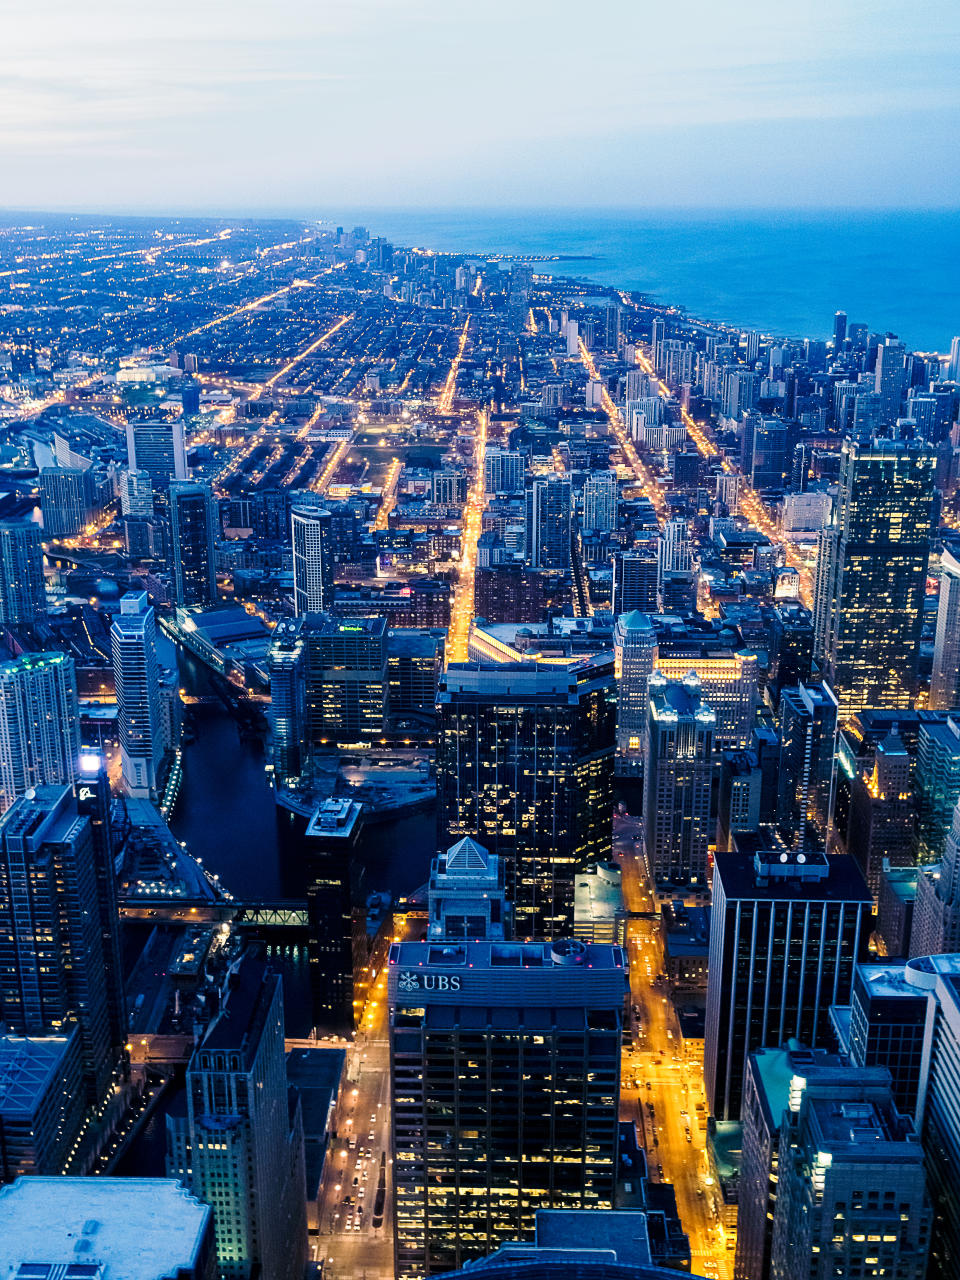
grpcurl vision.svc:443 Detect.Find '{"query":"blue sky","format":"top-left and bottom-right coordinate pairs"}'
top-left (3, 0), bottom-right (959, 211)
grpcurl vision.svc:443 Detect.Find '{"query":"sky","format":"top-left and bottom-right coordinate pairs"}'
top-left (2, 0), bottom-right (960, 213)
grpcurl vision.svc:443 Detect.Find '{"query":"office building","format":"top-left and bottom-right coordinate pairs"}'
top-left (267, 618), bottom-right (305, 786)
top-left (582, 471), bottom-right (618, 532)
top-left (737, 1046), bottom-right (901, 1280)
top-left (613, 610), bottom-right (657, 761)
top-left (428, 837), bottom-right (509, 942)
top-left (39, 467), bottom-right (88, 538)
top-left (835, 962), bottom-right (930, 1117)
top-left (776, 682), bottom-right (838, 848)
top-left (0, 653), bottom-right (79, 811)
top-left (0, 1177), bottom-right (216, 1280)
top-left (169, 481), bottom-right (217, 606)
top-left (813, 438), bottom-right (936, 716)
top-left (0, 522), bottom-right (45, 625)
top-left (389, 938), bottom-right (626, 1278)
top-left (291, 496), bottom-right (334, 614)
top-left (604, 302), bottom-right (621, 350)
top-left (387, 627), bottom-right (444, 717)
top-left (484, 447), bottom-right (524, 495)
top-left (767, 603), bottom-right (814, 705)
top-left (437, 658), bottom-right (615, 939)
top-left (611, 548), bottom-right (658, 614)
top-left (304, 798), bottom-right (364, 1032)
top-left (768, 1078), bottom-right (931, 1280)
top-left (126, 418), bottom-right (187, 489)
top-left (657, 518), bottom-right (692, 580)
top-left (75, 752), bottom-right (126, 1054)
top-left (841, 729), bottom-right (914, 895)
top-left (525, 474), bottom-right (572, 569)
top-left (120, 467), bottom-right (155, 518)
top-left (644, 672), bottom-right (715, 888)
top-left (111, 591), bottom-right (163, 798)
top-left (302, 614), bottom-right (387, 749)
top-left (915, 715), bottom-right (960, 864)
top-left (930, 546), bottom-right (960, 709)
top-left (705, 842), bottom-right (871, 1120)
top-left (0, 1029), bottom-right (84, 1180)
top-left (833, 309), bottom-right (847, 348)
top-left (912, 796), bottom-right (960, 957)
top-left (433, 469), bottom-right (468, 505)
top-left (717, 750), bottom-right (762, 852)
top-left (874, 337), bottom-right (906, 424)
top-left (168, 951), bottom-right (307, 1280)
top-left (0, 787), bottom-right (113, 1104)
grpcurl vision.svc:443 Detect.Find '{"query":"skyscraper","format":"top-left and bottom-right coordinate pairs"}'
top-left (768, 1078), bottom-right (931, 1280)
top-left (914, 715), bottom-right (960, 864)
top-left (437, 658), bottom-right (615, 939)
top-left (930, 546), bottom-right (960, 710)
top-left (874, 337), bottom-right (906, 424)
top-left (911, 796), bottom-right (960, 957)
top-left (291, 496), bottom-right (334, 615)
top-left (120, 467), bottom-right (154, 518)
top-left (111, 591), bottom-right (163, 797)
top-left (643, 672), bottom-right (715, 888)
top-left (267, 617), bottom-right (305, 786)
top-left (833, 309), bottom-right (847, 348)
top-left (0, 521), bottom-right (45, 625)
top-left (582, 471), bottom-right (618, 532)
top-left (484, 447), bottom-right (524, 495)
top-left (167, 951), bottom-right (308, 1280)
top-left (169, 481), bottom-right (217, 606)
top-left (611, 547), bottom-right (658, 614)
top-left (0, 653), bottom-right (79, 811)
top-left (603, 302), bottom-right (621, 351)
top-left (525, 474), bottom-right (572, 569)
top-left (39, 467), bottom-right (88, 538)
top-left (389, 938), bottom-right (625, 1278)
top-left (0, 786), bottom-right (113, 1104)
top-left (302, 614), bottom-right (387, 750)
top-left (303, 797), bottom-right (364, 1033)
top-left (705, 842), bottom-right (871, 1120)
top-left (126, 418), bottom-right (187, 489)
top-left (428, 837), bottom-right (509, 941)
top-left (613, 610), bottom-right (657, 761)
top-left (776, 682), bottom-right (838, 848)
top-left (813, 438), bottom-right (936, 717)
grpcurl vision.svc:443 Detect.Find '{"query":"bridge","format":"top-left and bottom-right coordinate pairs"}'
top-left (120, 897), bottom-right (309, 931)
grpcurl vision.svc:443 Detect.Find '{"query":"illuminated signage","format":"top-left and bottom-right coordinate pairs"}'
top-left (398, 970), bottom-right (461, 993)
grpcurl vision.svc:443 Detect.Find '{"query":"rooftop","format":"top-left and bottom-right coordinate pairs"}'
top-left (0, 1177), bottom-right (211, 1280)
top-left (0, 1033), bottom-right (76, 1118)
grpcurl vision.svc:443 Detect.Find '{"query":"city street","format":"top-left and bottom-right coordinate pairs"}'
top-left (614, 816), bottom-right (731, 1280)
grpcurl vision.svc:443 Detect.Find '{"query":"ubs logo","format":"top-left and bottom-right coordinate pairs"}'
top-left (398, 971), bottom-right (461, 992)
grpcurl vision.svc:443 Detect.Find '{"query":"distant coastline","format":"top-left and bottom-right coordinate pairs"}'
top-left (322, 207), bottom-right (960, 352)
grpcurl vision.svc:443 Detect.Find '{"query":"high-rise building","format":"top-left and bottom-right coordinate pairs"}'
top-left (111, 591), bottom-right (163, 798)
top-left (611, 547), bottom-right (658, 614)
top-left (644, 672), bottom-right (715, 889)
top-left (120, 467), bottom-right (155, 518)
top-left (389, 938), bottom-right (626, 1279)
top-left (525, 474), bottom-right (572, 569)
top-left (428, 837), bottom-right (509, 942)
top-left (75, 751), bottom-right (126, 1054)
top-left (841, 730), bottom-right (914, 895)
top-left (0, 1029), bottom-right (84, 1180)
top-left (613, 610), bottom-right (657, 761)
top-left (657, 518), bottom-right (692, 581)
top-left (267, 617), bottom-right (304, 786)
top-left (302, 614), bottom-right (387, 749)
top-left (126, 418), bottom-right (187, 489)
top-left (0, 786), bottom-right (113, 1104)
top-left (930, 547), bottom-right (960, 710)
top-left (0, 521), bottom-right (45, 625)
top-left (768, 1076), bottom-right (931, 1280)
top-left (0, 653), bottom-right (79, 811)
top-left (813, 438), bottom-right (936, 717)
top-left (582, 471), bottom-right (618, 532)
top-left (437, 658), bottom-right (615, 939)
top-left (837, 961), bottom-right (930, 1117)
top-left (39, 467), bottom-right (88, 538)
top-left (169, 481), bottom-right (217, 606)
top-left (167, 951), bottom-right (307, 1280)
top-left (833, 309), bottom-right (847, 348)
top-left (0, 1177), bottom-right (216, 1280)
top-left (484, 447), bottom-right (524, 495)
top-left (776, 682), bottom-right (838, 848)
top-left (291, 496), bottom-right (334, 615)
top-left (303, 797), bottom-right (364, 1032)
top-left (912, 796), bottom-right (960, 957)
top-left (915, 715), bottom-right (960, 864)
top-left (604, 302), bottom-right (621, 351)
top-left (737, 1045), bottom-right (908, 1280)
top-left (874, 337), bottom-right (906, 424)
top-left (705, 842), bottom-right (871, 1120)
top-left (826, 954), bottom-right (960, 1280)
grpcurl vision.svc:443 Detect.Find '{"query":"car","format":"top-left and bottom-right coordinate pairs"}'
top-left (368, 1131), bottom-right (375, 1141)
top-left (370, 1114), bottom-right (377, 1123)
top-left (352, 1177), bottom-right (359, 1186)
